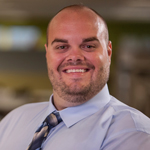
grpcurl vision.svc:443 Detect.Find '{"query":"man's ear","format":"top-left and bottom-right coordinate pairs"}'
top-left (45, 44), bottom-right (48, 52)
top-left (107, 41), bottom-right (112, 63)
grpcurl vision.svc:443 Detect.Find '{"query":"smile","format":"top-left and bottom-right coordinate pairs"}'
top-left (65, 69), bottom-right (89, 73)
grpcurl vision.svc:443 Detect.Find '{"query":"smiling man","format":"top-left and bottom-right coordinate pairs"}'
top-left (0, 4), bottom-right (150, 150)
top-left (45, 6), bottom-right (112, 110)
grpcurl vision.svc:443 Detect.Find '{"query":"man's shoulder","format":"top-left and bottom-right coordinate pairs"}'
top-left (107, 96), bottom-right (150, 134)
top-left (100, 96), bottom-right (150, 149)
top-left (16, 101), bottom-right (49, 112)
top-left (10, 101), bottom-right (49, 116)
top-left (0, 102), bottom-right (49, 126)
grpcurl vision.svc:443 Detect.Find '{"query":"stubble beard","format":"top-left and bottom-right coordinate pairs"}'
top-left (48, 64), bottom-right (110, 104)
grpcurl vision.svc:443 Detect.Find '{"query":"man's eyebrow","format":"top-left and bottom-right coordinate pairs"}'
top-left (82, 37), bottom-right (99, 43)
top-left (51, 38), bottom-right (68, 45)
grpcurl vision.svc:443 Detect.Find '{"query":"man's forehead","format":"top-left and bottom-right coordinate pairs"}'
top-left (46, 5), bottom-right (109, 45)
top-left (48, 9), bottom-right (106, 38)
top-left (49, 7), bottom-right (99, 27)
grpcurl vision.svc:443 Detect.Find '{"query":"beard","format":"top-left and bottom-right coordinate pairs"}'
top-left (48, 61), bottom-right (110, 104)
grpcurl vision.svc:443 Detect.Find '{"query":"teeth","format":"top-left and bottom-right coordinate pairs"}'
top-left (66, 69), bottom-right (86, 73)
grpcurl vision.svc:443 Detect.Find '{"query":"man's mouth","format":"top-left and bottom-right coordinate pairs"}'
top-left (64, 69), bottom-right (89, 73)
top-left (59, 61), bottom-right (95, 74)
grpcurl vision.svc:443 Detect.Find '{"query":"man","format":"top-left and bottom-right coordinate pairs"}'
top-left (0, 4), bottom-right (150, 150)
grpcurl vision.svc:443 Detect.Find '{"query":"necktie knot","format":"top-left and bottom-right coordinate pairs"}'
top-left (46, 112), bottom-right (62, 128)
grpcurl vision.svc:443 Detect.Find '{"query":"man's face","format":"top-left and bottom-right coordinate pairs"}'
top-left (45, 9), bottom-right (112, 107)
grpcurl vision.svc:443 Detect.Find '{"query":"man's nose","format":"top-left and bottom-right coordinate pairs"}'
top-left (66, 48), bottom-right (85, 62)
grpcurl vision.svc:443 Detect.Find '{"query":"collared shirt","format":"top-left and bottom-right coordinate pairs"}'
top-left (0, 84), bottom-right (150, 150)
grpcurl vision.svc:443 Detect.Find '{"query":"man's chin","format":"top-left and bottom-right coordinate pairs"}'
top-left (63, 85), bottom-right (91, 96)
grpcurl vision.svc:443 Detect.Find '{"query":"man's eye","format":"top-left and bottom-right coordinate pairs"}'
top-left (82, 45), bottom-right (95, 48)
top-left (56, 45), bottom-right (68, 49)
top-left (57, 46), bottom-right (65, 49)
top-left (86, 45), bottom-right (94, 48)
top-left (81, 44), bottom-right (96, 51)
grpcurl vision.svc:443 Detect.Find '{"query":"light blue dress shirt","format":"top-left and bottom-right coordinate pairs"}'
top-left (0, 84), bottom-right (150, 150)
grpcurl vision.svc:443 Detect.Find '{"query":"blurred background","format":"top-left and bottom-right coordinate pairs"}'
top-left (0, 0), bottom-right (150, 120)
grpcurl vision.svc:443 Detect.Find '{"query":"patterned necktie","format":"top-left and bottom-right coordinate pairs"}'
top-left (27, 111), bottom-right (62, 150)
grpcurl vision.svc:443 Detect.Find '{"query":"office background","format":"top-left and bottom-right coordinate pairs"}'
top-left (0, 0), bottom-right (150, 119)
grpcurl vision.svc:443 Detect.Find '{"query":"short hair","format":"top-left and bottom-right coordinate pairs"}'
top-left (46, 4), bottom-right (109, 46)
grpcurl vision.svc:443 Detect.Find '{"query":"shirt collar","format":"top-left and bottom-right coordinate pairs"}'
top-left (48, 84), bottom-right (110, 128)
